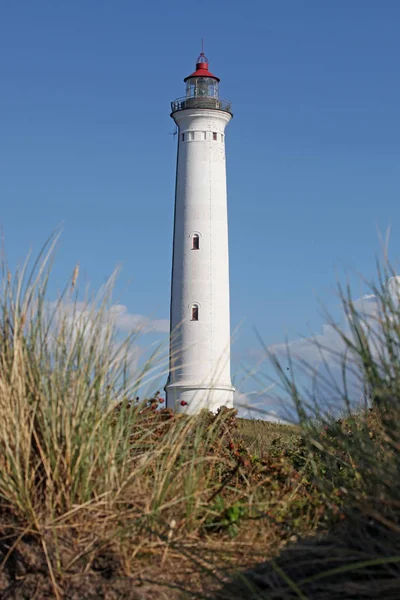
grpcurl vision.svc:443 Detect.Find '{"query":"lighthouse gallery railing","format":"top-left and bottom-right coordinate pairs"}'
top-left (171, 97), bottom-right (232, 115)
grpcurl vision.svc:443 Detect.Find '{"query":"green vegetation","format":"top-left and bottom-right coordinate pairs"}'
top-left (0, 238), bottom-right (399, 599)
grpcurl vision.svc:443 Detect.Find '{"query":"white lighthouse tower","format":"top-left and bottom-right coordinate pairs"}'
top-left (165, 51), bottom-right (235, 414)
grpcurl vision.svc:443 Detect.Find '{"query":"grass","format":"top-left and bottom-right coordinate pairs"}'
top-left (0, 237), bottom-right (399, 599)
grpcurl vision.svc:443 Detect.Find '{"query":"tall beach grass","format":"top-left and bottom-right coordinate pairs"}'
top-left (0, 237), bottom-right (322, 598)
top-left (2, 235), bottom-right (400, 599)
top-left (217, 258), bottom-right (400, 598)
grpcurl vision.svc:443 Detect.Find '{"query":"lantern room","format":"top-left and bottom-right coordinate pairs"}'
top-left (171, 52), bottom-right (232, 115)
top-left (184, 53), bottom-right (220, 99)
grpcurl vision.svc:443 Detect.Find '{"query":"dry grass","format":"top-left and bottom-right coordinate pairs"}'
top-left (0, 237), bottom-right (327, 599)
top-left (0, 237), bottom-right (399, 599)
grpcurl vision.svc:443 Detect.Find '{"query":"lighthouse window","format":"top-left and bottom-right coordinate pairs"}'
top-left (213, 132), bottom-right (218, 141)
top-left (192, 234), bottom-right (200, 250)
top-left (191, 305), bottom-right (199, 321)
top-left (204, 132), bottom-right (207, 140)
top-left (181, 133), bottom-right (185, 142)
top-left (189, 131), bottom-right (194, 140)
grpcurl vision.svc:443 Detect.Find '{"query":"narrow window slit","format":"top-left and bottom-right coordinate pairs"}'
top-left (191, 305), bottom-right (199, 321)
top-left (192, 234), bottom-right (200, 250)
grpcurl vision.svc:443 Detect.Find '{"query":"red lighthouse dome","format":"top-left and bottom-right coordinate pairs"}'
top-left (184, 53), bottom-right (220, 82)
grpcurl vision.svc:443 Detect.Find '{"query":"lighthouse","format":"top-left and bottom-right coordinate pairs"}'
top-left (165, 51), bottom-right (235, 414)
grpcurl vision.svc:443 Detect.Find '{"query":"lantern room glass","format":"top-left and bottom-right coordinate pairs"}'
top-left (186, 77), bottom-right (219, 99)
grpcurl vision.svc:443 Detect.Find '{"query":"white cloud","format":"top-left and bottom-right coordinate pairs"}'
top-left (241, 276), bottom-right (400, 418)
top-left (47, 300), bottom-right (170, 391)
top-left (45, 301), bottom-right (162, 382)
top-left (234, 388), bottom-right (292, 423)
top-left (388, 275), bottom-right (400, 309)
top-left (104, 304), bottom-right (169, 333)
top-left (267, 288), bottom-right (383, 366)
top-left (50, 301), bottom-right (169, 336)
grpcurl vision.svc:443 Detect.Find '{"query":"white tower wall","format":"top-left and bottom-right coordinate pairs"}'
top-left (166, 108), bottom-right (234, 414)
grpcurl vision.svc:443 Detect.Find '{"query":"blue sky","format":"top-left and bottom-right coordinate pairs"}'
top-left (1, 1), bottom-right (400, 412)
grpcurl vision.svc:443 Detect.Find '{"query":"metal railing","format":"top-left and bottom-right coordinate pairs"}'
top-left (171, 96), bottom-right (233, 115)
